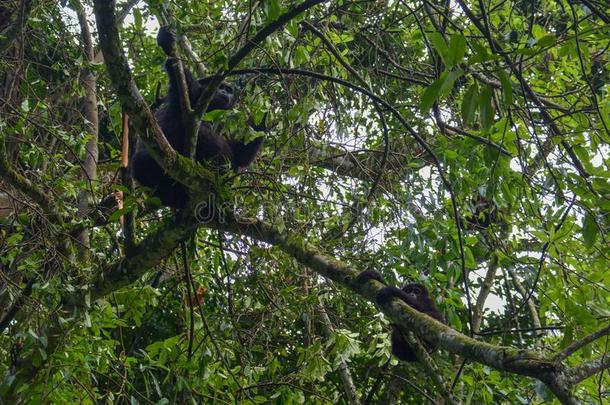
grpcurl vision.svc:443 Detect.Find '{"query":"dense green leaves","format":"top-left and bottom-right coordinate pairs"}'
top-left (0, 0), bottom-right (609, 404)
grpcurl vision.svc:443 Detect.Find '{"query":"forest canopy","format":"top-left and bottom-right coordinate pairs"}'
top-left (1, 0), bottom-right (609, 403)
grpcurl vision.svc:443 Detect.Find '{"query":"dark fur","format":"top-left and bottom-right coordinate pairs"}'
top-left (131, 26), bottom-right (264, 208)
top-left (355, 269), bottom-right (386, 285)
top-left (356, 271), bottom-right (446, 362)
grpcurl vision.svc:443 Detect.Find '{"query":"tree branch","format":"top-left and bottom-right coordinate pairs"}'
top-left (192, 0), bottom-right (327, 118)
top-left (555, 323), bottom-right (610, 363)
top-left (71, 0), bottom-right (99, 255)
top-left (564, 353), bottom-right (610, 387)
top-left (211, 211), bottom-right (554, 377)
top-left (92, 0), bottom-right (213, 192)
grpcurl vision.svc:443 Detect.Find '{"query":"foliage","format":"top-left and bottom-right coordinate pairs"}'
top-left (0, 0), bottom-right (609, 403)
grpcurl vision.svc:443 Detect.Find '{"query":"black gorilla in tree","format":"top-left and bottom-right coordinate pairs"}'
top-left (357, 270), bottom-right (446, 362)
top-left (132, 26), bottom-right (264, 208)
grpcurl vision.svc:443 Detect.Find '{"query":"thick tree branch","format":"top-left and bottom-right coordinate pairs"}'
top-left (207, 210), bottom-right (597, 403)
top-left (318, 305), bottom-right (360, 405)
top-left (228, 66), bottom-right (473, 331)
top-left (472, 259), bottom-right (498, 333)
top-left (211, 212), bottom-right (553, 377)
top-left (64, 208), bottom-right (198, 307)
top-left (402, 331), bottom-right (458, 405)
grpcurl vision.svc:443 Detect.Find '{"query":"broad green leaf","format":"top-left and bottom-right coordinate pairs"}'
top-left (266, 0), bottom-right (281, 21)
top-left (428, 32), bottom-right (449, 64)
top-left (582, 213), bottom-right (598, 248)
top-left (441, 70), bottom-right (462, 96)
top-left (461, 82), bottom-right (479, 124)
top-left (134, 8), bottom-right (143, 31)
top-left (420, 72), bottom-right (448, 112)
top-left (464, 246), bottom-right (476, 268)
top-left (537, 34), bottom-right (556, 48)
top-left (497, 70), bottom-right (513, 105)
top-left (448, 34), bottom-right (467, 67)
top-left (479, 84), bottom-right (494, 131)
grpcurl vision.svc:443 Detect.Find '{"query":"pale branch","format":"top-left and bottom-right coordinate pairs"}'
top-left (472, 259), bottom-right (498, 333)
top-left (305, 144), bottom-right (387, 182)
top-left (318, 305), bottom-right (360, 405)
top-left (116, 0), bottom-right (140, 25)
top-left (92, 0), bottom-right (141, 64)
top-left (555, 323), bottom-right (610, 363)
top-left (72, 0), bottom-right (100, 254)
top-left (508, 267), bottom-right (543, 336)
top-left (402, 331), bottom-right (458, 405)
top-left (177, 34), bottom-right (206, 76)
top-left (0, 191), bottom-right (15, 218)
top-left (564, 353), bottom-right (610, 387)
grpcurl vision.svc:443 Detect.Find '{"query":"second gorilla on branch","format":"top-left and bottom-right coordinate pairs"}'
top-left (132, 26), bottom-right (264, 208)
top-left (357, 270), bottom-right (446, 362)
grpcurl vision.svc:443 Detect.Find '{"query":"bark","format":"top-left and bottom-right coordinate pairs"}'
top-left (508, 267), bottom-right (543, 336)
top-left (72, 0), bottom-right (99, 255)
top-left (472, 259), bottom-right (498, 333)
top-left (318, 304), bottom-right (360, 405)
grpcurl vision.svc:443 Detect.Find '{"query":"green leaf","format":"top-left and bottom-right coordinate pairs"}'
top-left (134, 8), bottom-right (143, 31)
top-left (420, 70), bottom-right (462, 112)
top-left (497, 70), bottom-right (513, 105)
top-left (464, 246), bottom-right (476, 268)
top-left (420, 72), bottom-right (448, 112)
top-left (266, 0), bottom-right (281, 21)
top-left (582, 213), bottom-right (598, 248)
top-left (469, 41), bottom-right (495, 63)
top-left (537, 34), bottom-right (556, 48)
top-left (479, 84), bottom-right (494, 131)
top-left (428, 32), bottom-right (449, 64)
top-left (461, 82), bottom-right (479, 124)
top-left (441, 70), bottom-right (462, 95)
top-left (448, 34), bottom-right (467, 67)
